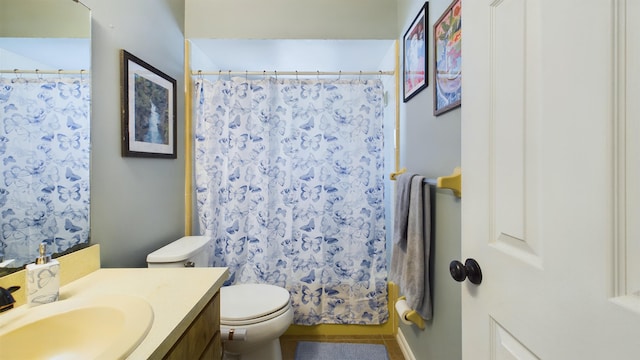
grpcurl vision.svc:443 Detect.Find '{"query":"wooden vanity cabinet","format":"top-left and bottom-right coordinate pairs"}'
top-left (163, 291), bottom-right (221, 360)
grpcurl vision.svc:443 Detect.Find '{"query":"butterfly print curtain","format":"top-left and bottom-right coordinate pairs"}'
top-left (0, 78), bottom-right (90, 265)
top-left (195, 77), bottom-right (388, 325)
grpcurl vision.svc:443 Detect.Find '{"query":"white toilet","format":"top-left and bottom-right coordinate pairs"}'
top-left (146, 236), bottom-right (293, 360)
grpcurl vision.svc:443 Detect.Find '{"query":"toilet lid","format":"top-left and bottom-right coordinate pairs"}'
top-left (220, 284), bottom-right (290, 324)
top-left (146, 236), bottom-right (209, 263)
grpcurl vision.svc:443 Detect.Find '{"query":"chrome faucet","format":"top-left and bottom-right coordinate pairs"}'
top-left (0, 286), bottom-right (20, 312)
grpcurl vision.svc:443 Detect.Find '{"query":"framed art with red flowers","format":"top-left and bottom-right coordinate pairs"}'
top-left (403, 2), bottom-right (428, 102)
top-left (433, 0), bottom-right (462, 115)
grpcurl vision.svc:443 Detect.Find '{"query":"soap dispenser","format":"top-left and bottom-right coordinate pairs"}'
top-left (26, 242), bottom-right (60, 307)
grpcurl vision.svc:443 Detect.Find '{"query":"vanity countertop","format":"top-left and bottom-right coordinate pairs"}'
top-left (60, 267), bottom-right (229, 359)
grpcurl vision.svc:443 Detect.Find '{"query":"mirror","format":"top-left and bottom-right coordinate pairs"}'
top-left (0, 0), bottom-right (91, 275)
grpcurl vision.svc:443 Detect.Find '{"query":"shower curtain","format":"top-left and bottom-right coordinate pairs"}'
top-left (195, 77), bottom-right (388, 325)
top-left (0, 77), bottom-right (90, 265)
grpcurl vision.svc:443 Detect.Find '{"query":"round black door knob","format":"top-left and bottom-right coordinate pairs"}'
top-left (449, 258), bottom-right (482, 285)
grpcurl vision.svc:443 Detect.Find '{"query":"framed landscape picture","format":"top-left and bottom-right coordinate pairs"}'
top-left (433, 0), bottom-right (462, 115)
top-left (121, 50), bottom-right (177, 158)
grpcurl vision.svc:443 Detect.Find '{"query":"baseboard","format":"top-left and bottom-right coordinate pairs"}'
top-left (396, 328), bottom-right (417, 360)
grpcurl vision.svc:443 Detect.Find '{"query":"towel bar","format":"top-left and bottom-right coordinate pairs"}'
top-left (437, 167), bottom-right (461, 198)
top-left (389, 167), bottom-right (407, 180)
top-left (389, 167), bottom-right (462, 198)
top-left (424, 178), bottom-right (437, 186)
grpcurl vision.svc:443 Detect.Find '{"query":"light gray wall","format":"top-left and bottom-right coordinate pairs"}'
top-left (186, 0), bottom-right (397, 39)
top-left (0, 0), bottom-right (89, 37)
top-left (84, 0), bottom-right (186, 268)
top-left (82, 0), bottom-right (398, 269)
top-left (397, 0), bottom-right (462, 359)
top-left (78, 3), bottom-right (461, 356)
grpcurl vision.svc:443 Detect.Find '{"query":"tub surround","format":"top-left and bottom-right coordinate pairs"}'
top-left (0, 245), bottom-right (229, 359)
top-left (283, 282), bottom-right (400, 336)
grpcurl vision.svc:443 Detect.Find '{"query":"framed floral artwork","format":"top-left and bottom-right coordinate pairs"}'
top-left (403, 2), bottom-right (428, 102)
top-left (433, 0), bottom-right (462, 115)
top-left (121, 50), bottom-right (177, 158)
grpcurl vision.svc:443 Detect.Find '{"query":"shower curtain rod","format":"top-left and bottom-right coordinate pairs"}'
top-left (192, 70), bottom-right (395, 77)
top-left (0, 69), bottom-right (89, 75)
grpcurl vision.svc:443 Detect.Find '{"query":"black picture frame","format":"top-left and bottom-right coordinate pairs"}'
top-left (433, 0), bottom-right (462, 116)
top-left (403, 2), bottom-right (429, 102)
top-left (121, 49), bottom-right (177, 158)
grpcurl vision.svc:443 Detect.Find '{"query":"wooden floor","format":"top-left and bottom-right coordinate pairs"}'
top-left (280, 334), bottom-right (405, 360)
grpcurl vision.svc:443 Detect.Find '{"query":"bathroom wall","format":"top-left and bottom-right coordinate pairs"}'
top-left (1, 0), bottom-right (88, 38)
top-left (396, 0), bottom-right (462, 359)
top-left (185, 0), bottom-right (397, 39)
top-left (81, 0), bottom-right (397, 268)
top-left (57, 3), bottom-right (460, 356)
top-left (82, 0), bottom-right (186, 268)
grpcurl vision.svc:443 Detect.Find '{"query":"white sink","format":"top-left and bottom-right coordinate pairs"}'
top-left (0, 294), bottom-right (154, 360)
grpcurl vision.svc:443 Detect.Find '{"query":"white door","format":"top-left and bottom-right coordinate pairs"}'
top-left (461, 0), bottom-right (640, 358)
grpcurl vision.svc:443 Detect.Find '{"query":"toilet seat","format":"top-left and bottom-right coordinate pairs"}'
top-left (221, 284), bottom-right (291, 326)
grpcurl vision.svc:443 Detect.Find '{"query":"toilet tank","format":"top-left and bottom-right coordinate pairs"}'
top-left (146, 236), bottom-right (211, 268)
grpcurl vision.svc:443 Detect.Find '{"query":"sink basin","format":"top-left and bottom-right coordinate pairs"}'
top-left (0, 294), bottom-right (154, 360)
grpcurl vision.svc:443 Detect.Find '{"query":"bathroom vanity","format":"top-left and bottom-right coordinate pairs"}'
top-left (0, 245), bottom-right (229, 359)
top-left (63, 267), bottom-right (228, 359)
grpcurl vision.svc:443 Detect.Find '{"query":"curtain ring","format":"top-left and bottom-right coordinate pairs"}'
top-left (296, 70), bottom-right (299, 81)
top-left (263, 70), bottom-right (267, 79)
top-left (13, 69), bottom-right (25, 83)
top-left (317, 70), bottom-right (320, 80)
top-left (197, 70), bottom-right (203, 81)
top-left (274, 70), bottom-right (278, 81)
top-left (245, 70), bottom-right (248, 81)
top-left (379, 70), bottom-right (383, 80)
top-left (58, 69), bottom-right (63, 79)
top-left (35, 69), bottom-right (43, 80)
top-left (359, 71), bottom-right (362, 82)
top-left (338, 70), bottom-right (342, 80)
top-left (80, 69), bottom-right (85, 82)
top-left (228, 70), bottom-right (232, 81)
top-left (218, 70), bottom-right (222, 80)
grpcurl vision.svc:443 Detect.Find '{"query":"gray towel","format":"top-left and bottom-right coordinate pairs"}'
top-left (390, 175), bottom-right (432, 321)
top-left (393, 173), bottom-right (415, 246)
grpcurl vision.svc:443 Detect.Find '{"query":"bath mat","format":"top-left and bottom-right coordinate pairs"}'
top-left (294, 341), bottom-right (389, 360)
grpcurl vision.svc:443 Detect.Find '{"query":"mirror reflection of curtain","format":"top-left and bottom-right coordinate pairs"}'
top-left (0, 77), bottom-right (90, 265)
top-left (195, 77), bottom-right (388, 325)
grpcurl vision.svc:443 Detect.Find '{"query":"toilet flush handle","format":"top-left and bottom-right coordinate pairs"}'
top-left (184, 261), bottom-right (195, 267)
